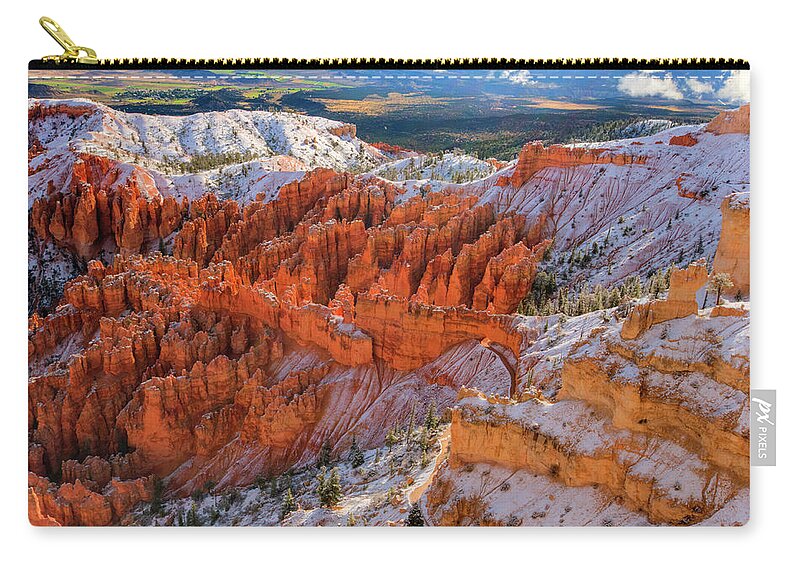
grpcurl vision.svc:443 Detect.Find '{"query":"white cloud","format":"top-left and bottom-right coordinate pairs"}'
top-left (500, 70), bottom-right (534, 85)
top-left (716, 70), bottom-right (750, 103)
top-left (617, 72), bottom-right (684, 100)
top-left (685, 77), bottom-right (714, 95)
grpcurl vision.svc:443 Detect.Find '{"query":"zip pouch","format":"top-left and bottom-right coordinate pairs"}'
top-left (28, 17), bottom-right (751, 527)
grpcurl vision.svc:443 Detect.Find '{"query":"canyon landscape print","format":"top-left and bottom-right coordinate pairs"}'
top-left (28, 69), bottom-right (750, 526)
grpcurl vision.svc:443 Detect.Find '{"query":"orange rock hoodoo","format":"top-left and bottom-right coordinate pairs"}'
top-left (669, 133), bottom-right (699, 147)
top-left (30, 156), bottom-right (552, 523)
top-left (706, 104), bottom-right (750, 135)
top-left (354, 291), bottom-right (524, 370)
top-left (29, 473), bottom-right (152, 526)
top-left (621, 260), bottom-right (708, 340)
top-left (31, 154), bottom-right (186, 258)
top-left (30, 95), bottom-right (751, 526)
top-left (713, 193), bottom-right (750, 296)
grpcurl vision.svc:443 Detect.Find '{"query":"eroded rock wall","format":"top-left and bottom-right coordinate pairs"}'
top-left (714, 193), bottom-right (750, 296)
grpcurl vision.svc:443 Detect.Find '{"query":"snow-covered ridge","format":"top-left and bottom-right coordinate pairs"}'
top-left (29, 98), bottom-right (386, 174)
top-left (368, 151), bottom-right (497, 203)
top-left (371, 152), bottom-right (495, 184)
top-left (467, 121), bottom-right (750, 289)
top-left (612, 118), bottom-right (679, 140)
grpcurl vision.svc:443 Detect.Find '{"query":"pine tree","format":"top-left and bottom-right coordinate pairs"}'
top-left (406, 503), bottom-right (425, 526)
top-left (149, 476), bottom-right (165, 516)
top-left (317, 467), bottom-right (343, 508)
top-left (348, 435), bottom-right (364, 468)
top-left (347, 512), bottom-right (357, 526)
top-left (694, 234), bottom-right (704, 256)
top-left (269, 476), bottom-right (279, 498)
top-left (709, 273), bottom-right (734, 305)
top-left (280, 487), bottom-right (296, 520)
top-left (317, 440), bottom-right (333, 468)
top-left (327, 468), bottom-right (343, 507)
top-left (316, 467), bottom-right (329, 505)
top-left (186, 502), bottom-right (200, 526)
top-left (255, 475), bottom-right (267, 492)
top-left (384, 426), bottom-right (400, 451)
top-left (424, 402), bottom-right (439, 432)
top-left (203, 480), bottom-right (217, 508)
top-left (608, 287), bottom-right (622, 308)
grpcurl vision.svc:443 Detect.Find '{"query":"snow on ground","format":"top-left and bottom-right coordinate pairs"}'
top-left (31, 98), bottom-right (385, 172)
top-left (605, 303), bottom-right (751, 372)
top-left (697, 489), bottom-right (749, 526)
top-left (284, 341), bottom-right (512, 466)
top-left (371, 152), bottom-right (495, 184)
top-left (455, 387), bottom-right (740, 517)
top-left (515, 310), bottom-right (608, 398)
top-left (130, 427), bottom-right (446, 527)
top-left (459, 395), bottom-right (619, 456)
top-left (515, 296), bottom-right (749, 409)
top-left (416, 340), bottom-right (514, 397)
top-left (611, 118), bottom-right (680, 140)
top-left (368, 152), bottom-right (497, 204)
top-left (27, 237), bottom-right (86, 316)
top-left (424, 461), bottom-right (649, 526)
top-left (28, 98), bottom-right (389, 206)
top-left (164, 159), bottom-right (306, 203)
top-left (728, 190), bottom-right (750, 209)
top-left (460, 123), bottom-right (749, 292)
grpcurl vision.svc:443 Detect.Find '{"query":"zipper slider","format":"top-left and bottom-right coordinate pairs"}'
top-left (39, 16), bottom-right (98, 64)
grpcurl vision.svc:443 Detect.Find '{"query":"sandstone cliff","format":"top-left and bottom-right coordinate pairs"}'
top-left (621, 260), bottom-right (708, 340)
top-left (505, 142), bottom-right (646, 189)
top-left (713, 192), bottom-right (750, 296)
top-left (426, 297), bottom-right (749, 526)
top-left (706, 104), bottom-right (750, 135)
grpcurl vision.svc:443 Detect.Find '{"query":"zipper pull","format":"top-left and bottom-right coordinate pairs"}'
top-left (39, 16), bottom-right (98, 64)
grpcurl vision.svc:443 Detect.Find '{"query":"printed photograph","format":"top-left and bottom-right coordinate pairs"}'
top-left (27, 68), bottom-right (750, 526)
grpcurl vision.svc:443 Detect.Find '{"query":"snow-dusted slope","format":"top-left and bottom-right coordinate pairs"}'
top-left (28, 98), bottom-right (387, 205)
top-left (167, 159), bottom-right (307, 203)
top-left (371, 152), bottom-right (495, 184)
top-left (369, 152), bottom-right (497, 203)
top-left (614, 118), bottom-right (679, 139)
top-left (459, 122), bottom-right (749, 288)
top-left (30, 98), bottom-right (385, 171)
top-left (129, 431), bottom-right (446, 527)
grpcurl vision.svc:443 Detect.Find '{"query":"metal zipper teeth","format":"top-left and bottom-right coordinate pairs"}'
top-left (29, 57), bottom-right (750, 70)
